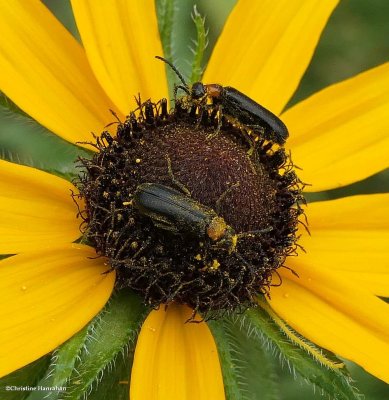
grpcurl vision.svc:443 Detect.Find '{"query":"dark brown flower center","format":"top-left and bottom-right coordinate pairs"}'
top-left (76, 99), bottom-right (304, 317)
top-left (138, 123), bottom-right (276, 233)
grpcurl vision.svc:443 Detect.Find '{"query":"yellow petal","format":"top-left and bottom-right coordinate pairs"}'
top-left (204, 0), bottom-right (339, 115)
top-left (131, 304), bottom-right (225, 400)
top-left (306, 193), bottom-right (389, 230)
top-left (0, 160), bottom-right (82, 253)
top-left (300, 230), bottom-right (389, 297)
top-left (284, 63), bottom-right (389, 191)
top-left (71, 0), bottom-right (169, 115)
top-left (0, 0), bottom-right (118, 144)
top-left (269, 260), bottom-right (389, 383)
top-left (0, 244), bottom-right (115, 378)
top-left (299, 194), bottom-right (389, 296)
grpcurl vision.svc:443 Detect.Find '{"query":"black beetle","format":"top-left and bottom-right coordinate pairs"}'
top-left (155, 56), bottom-right (289, 145)
top-left (191, 82), bottom-right (288, 145)
top-left (130, 182), bottom-right (238, 252)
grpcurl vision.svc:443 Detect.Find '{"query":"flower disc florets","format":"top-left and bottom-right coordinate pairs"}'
top-left (77, 97), bottom-right (305, 317)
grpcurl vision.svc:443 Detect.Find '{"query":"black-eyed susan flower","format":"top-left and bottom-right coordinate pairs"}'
top-left (0, 1), bottom-right (388, 399)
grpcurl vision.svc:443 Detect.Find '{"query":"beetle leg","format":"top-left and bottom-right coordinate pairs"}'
top-left (206, 104), bottom-right (223, 140)
top-left (195, 103), bottom-right (205, 128)
top-left (215, 181), bottom-right (240, 213)
top-left (165, 154), bottom-right (191, 195)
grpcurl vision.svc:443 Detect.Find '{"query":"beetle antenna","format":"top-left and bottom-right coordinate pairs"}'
top-left (155, 56), bottom-right (190, 94)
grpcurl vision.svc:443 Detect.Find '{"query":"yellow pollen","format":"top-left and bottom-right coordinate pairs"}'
top-left (229, 234), bottom-right (238, 253)
top-left (210, 259), bottom-right (221, 270)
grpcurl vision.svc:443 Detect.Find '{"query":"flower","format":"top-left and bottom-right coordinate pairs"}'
top-left (0, 0), bottom-right (388, 399)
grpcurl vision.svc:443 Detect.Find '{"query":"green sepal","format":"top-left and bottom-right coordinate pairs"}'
top-left (156, 0), bottom-right (175, 63)
top-left (25, 328), bottom-right (89, 400)
top-left (83, 346), bottom-right (133, 400)
top-left (243, 304), bottom-right (363, 400)
top-left (155, 1), bottom-right (209, 94)
top-left (189, 6), bottom-right (208, 83)
top-left (0, 92), bottom-right (29, 119)
top-left (208, 317), bottom-right (280, 400)
top-left (0, 355), bottom-right (51, 400)
top-left (0, 92), bottom-right (92, 181)
top-left (24, 289), bottom-right (148, 400)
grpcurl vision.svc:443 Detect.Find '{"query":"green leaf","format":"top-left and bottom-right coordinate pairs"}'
top-left (242, 303), bottom-right (363, 400)
top-left (26, 328), bottom-right (89, 400)
top-left (0, 92), bottom-right (92, 181)
top-left (189, 6), bottom-right (208, 83)
top-left (208, 318), bottom-right (280, 400)
top-left (0, 355), bottom-right (51, 400)
top-left (63, 289), bottom-right (148, 400)
top-left (22, 289), bottom-right (148, 400)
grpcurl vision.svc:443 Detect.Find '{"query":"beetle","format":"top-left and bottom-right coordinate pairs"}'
top-left (191, 82), bottom-right (288, 145)
top-left (155, 56), bottom-right (289, 145)
top-left (131, 182), bottom-right (238, 252)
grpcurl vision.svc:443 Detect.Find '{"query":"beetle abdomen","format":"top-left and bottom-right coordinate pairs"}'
top-left (222, 87), bottom-right (289, 145)
top-left (133, 183), bottom-right (216, 238)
